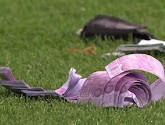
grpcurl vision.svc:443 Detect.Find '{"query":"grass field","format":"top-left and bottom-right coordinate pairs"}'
top-left (0, 0), bottom-right (165, 124)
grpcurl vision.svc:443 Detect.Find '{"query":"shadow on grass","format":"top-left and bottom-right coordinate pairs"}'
top-left (0, 89), bottom-right (67, 104)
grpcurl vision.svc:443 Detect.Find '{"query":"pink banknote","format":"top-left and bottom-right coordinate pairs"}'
top-left (0, 54), bottom-right (164, 108)
top-left (56, 54), bottom-right (165, 108)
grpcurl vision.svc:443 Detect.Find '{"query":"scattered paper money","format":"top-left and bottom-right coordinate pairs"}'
top-left (101, 52), bottom-right (125, 58)
top-left (116, 39), bottom-right (165, 53)
top-left (56, 54), bottom-right (165, 108)
top-left (0, 54), bottom-right (165, 108)
top-left (116, 43), bottom-right (165, 53)
top-left (138, 39), bottom-right (165, 46)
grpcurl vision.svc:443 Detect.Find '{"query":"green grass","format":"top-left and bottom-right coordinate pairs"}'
top-left (0, 0), bottom-right (165, 124)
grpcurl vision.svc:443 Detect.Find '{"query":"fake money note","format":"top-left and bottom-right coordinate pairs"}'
top-left (0, 54), bottom-right (165, 108)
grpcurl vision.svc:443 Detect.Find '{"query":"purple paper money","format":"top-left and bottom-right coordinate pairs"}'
top-left (0, 54), bottom-right (165, 108)
top-left (56, 54), bottom-right (165, 108)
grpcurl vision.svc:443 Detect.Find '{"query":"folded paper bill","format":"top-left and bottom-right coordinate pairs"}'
top-left (116, 43), bottom-right (165, 53)
top-left (138, 39), bottom-right (165, 46)
top-left (116, 39), bottom-right (165, 53)
top-left (0, 54), bottom-right (165, 108)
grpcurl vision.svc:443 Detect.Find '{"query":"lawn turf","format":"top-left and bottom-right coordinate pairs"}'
top-left (0, 0), bottom-right (165, 124)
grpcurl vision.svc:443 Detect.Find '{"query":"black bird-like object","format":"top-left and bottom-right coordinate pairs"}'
top-left (79, 15), bottom-right (154, 43)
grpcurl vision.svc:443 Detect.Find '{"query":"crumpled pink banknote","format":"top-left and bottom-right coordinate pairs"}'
top-left (0, 54), bottom-right (165, 108)
top-left (55, 54), bottom-right (165, 108)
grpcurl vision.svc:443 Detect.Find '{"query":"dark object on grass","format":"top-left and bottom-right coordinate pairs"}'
top-left (0, 68), bottom-right (59, 97)
top-left (78, 15), bottom-right (154, 43)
